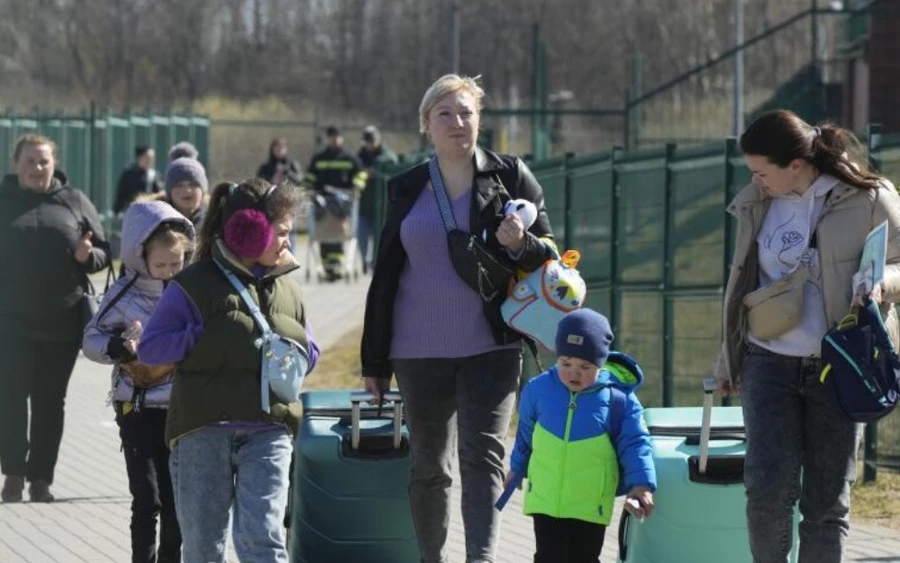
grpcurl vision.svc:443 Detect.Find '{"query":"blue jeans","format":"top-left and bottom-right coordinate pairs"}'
top-left (169, 425), bottom-right (292, 563)
top-left (357, 215), bottom-right (374, 269)
top-left (741, 344), bottom-right (861, 563)
top-left (393, 349), bottom-right (522, 563)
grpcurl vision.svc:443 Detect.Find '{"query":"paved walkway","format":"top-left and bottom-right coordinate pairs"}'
top-left (0, 271), bottom-right (898, 562)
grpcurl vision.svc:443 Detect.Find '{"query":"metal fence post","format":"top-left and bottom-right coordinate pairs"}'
top-left (563, 152), bottom-right (575, 252)
top-left (623, 89), bottom-right (632, 151)
top-left (662, 143), bottom-right (676, 407)
top-left (88, 101), bottom-right (96, 204)
top-left (610, 147), bottom-right (623, 334)
top-left (722, 137), bottom-right (739, 407)
top-left (863, 122), bottom-right (882, 483)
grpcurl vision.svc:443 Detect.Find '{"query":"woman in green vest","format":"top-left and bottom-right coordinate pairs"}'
top-left (138, 178), bottom-right (319, 563)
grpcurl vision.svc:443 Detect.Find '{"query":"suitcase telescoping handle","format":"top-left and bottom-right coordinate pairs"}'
top-left (699, 378), bottom-right (718, 475)
top-left (349, 391), bottom-right (403, 451)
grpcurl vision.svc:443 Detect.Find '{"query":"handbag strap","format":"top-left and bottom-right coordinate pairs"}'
top-left (95, 274), bottom-right (139, 325)
top-left (862, 299), bottom-right (897, 355)
top-left (428, 158), bottom-right (459, 232)
top-left (214, 259), bottom-right (273, 338)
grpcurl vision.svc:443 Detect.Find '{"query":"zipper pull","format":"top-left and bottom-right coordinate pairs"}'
top-left (569, 392), bottom-right (577, 410)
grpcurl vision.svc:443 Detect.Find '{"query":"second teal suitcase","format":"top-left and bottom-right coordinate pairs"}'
top-left (289, 390), bottom-right (419, 563)
top-left (618, 383), bottom-right (799, 562)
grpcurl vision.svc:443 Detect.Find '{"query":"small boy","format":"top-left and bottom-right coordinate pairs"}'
top-left (504, 308), bottom-right (656, 563)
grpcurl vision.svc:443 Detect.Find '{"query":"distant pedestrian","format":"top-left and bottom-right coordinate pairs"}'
top-left (257, 138), bottom-right (303, 186)
top-left (305, 126), bottom-right (366, 281)
top-left (168, 142), bottom-right (199, 162)
top-left (114, 146), bottom-right (163, 215)
top-left (357, 125), bottom-right (397, 273)
top-left (163, 157), bottom-right (208, 227)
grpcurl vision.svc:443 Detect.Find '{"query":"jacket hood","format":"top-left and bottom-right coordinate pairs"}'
top-left (121, 201), bottom-right (196, 276)
top-left (597, 351), bottom-right (644, 393)
top-left (727, 174), bottom-right (854, 218)
top-left (550, 351), bottom-right (644, 394)
top-left (1, 170), bottom-right (68, 197)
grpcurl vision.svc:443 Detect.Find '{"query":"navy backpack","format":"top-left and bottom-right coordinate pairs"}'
top-left (820, 300), bottom-right (900, 423)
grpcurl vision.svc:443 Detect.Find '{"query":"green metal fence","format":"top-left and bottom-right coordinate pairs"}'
top-left (0, 110), bottom-right (209, 228)
top-left (373, 130), bottom-right (900, 476)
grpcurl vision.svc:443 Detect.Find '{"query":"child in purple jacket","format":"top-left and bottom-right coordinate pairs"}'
top-left (83, 200), bottom-right (195, 563)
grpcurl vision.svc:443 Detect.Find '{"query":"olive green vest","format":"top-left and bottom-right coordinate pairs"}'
top-left (165, 244), bottom-right (309, 445)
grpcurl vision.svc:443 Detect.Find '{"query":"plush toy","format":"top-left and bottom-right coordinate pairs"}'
top-left (501, 250), bottom-right (587, 351)
top-left (503, 199), bottom-right (538, 230)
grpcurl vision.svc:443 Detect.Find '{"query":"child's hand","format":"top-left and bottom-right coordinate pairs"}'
top-left (121, 321), bottom-right (143, 354)
top-left (716, 376), bottom-right (740, 397)
top-left (626, 486), bottom-right (654, 519)
top-left (503, 470), bottom-right (522, 490)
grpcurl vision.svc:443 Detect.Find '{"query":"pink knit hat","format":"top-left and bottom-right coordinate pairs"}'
top-left (223, 209), bottom-right (274, 259)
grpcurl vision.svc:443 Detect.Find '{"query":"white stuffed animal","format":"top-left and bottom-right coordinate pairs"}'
top-left (503, 199), bottom-right (537, 230)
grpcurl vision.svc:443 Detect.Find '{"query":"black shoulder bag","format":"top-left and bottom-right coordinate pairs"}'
top-left (428, 158), bottom-right (515, 303)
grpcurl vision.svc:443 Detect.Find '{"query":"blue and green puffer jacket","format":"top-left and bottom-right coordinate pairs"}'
top-left (509, 352), bottom-right (657, 525)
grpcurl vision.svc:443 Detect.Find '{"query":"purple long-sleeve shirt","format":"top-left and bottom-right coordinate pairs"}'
top-left (390, 187), bottom-right (519, 359)
top-left (138, 278), bottom-right (320, 371)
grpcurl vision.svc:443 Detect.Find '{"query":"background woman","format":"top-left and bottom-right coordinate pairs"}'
top-left (0, 134), bottom-right (111, 503)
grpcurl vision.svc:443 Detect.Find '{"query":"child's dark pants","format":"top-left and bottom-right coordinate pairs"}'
top-left (116, 404), bottom-right (181, 563)
top-left (533, 513), bottom-right (606, 563)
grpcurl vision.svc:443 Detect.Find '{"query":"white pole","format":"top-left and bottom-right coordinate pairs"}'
top-left (733, 0), bottom-right (745, 137)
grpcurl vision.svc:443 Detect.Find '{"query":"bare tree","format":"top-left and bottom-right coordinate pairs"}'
top-left (0, 0), bottom-right (817, 139)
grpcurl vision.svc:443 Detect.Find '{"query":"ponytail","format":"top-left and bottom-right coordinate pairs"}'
top-left (194, 182), bottom-right (232, 261)
top-left (740, 109), bottom-right (886, 192)
top-left (811, 125), bottom-right (883, 191)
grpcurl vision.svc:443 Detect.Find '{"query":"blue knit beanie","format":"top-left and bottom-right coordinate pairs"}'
top-left (165, 157), bottom-right (208, 196)
top-left (555, 309), bottom-right (614, 367)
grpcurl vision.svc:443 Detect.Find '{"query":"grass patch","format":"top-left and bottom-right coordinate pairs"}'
top-left (851, 465), bottom-right (900, 529)
top-left (306, 324), bottom-right (365, 391)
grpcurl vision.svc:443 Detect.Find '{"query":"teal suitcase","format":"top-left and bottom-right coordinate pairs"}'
top-left (289, 390), bottom-right (419, 563)
top-left (618, 381), bottom-right (799, 563)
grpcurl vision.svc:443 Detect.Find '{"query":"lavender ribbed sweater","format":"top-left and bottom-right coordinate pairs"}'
top-left (390, 186), bottom-right (518, 359)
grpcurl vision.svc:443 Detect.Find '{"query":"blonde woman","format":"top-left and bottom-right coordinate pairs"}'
top-left (361, 74), bottom-right (557, 563)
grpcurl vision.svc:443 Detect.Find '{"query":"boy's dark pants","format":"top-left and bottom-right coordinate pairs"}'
top-left (533, 514), bottom-right (606, 563)
top-left (0, 333), bottom-right (80, 483)
top-left (116, 405), bottom-right (181, 563)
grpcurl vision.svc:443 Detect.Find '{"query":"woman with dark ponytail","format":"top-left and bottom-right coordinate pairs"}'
top-left (716, 109), bottom-right (900, 562)
top-left (137, 179), bottom-right (319, 563)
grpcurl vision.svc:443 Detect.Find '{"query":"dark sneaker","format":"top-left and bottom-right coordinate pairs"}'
top-left (1, 476), bottom-right (24, 503)
top-left (28, 480), bottom-right (54, 503)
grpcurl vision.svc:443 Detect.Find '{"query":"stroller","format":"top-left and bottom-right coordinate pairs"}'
top-left (304, 186), bottom-right (361, 283)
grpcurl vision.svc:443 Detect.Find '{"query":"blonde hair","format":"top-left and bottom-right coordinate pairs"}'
top-left (418, 74), bottom-right (485, 134)
top-left (144, 221), bottom-right (195, 261)
top-left (13, 134), bottom-right (57, 162)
